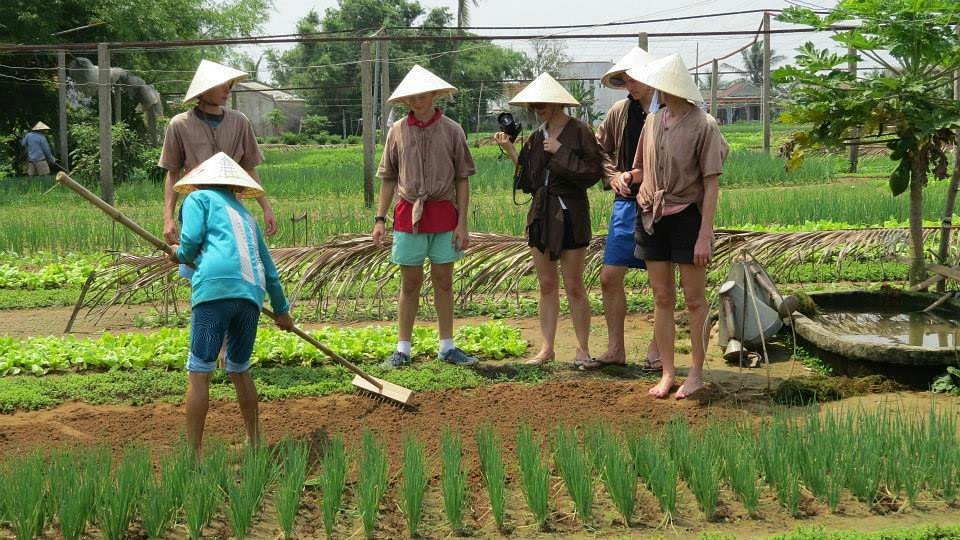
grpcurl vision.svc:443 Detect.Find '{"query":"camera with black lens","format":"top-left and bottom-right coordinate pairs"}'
top-left (497, 112), bottom-right (522, 142)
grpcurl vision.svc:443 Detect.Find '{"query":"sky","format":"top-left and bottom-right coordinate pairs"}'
top-left (244, 0), bottom-right (845, 82)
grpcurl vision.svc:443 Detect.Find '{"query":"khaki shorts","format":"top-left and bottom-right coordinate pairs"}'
top-left (27, 160), bottom-right (50, 176)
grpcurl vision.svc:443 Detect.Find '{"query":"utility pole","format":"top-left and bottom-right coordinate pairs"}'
top-left (57, 50), bottom-right (69, 168)
top-left (710, 58), bottom-right (719, 118)
top-left (638, 32), bottom-right (648, 52)
top-left (380, 36), bottom-right (391, 144)
top-left (97, 43), bottom-right (114, 204)
top-left (361, 41), bottom-right (375, 208)
top-left (847, 38), bottom-right (859, 173)
top-left (761, 11), bottom-right (772, 154)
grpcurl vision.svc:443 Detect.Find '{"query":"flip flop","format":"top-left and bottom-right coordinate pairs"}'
top-left (573, 357), bottom-right (596, 369)
top-left (578, 358), bottom-right (625, 371)
top-left (643, 355), bottom-right (663, 371)
top-left (524, 353), bottom-right (555, 366)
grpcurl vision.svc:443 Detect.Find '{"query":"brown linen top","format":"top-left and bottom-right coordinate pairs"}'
top-left (158, 108), bottom-right (263, 173)
top-left (596, 98), bottom-right (631, 189)
top-left (514, 118), bottom-right (604, 260)
top-left (632, 108), bottom-right (728, 234)
top-left (377, 115), bottom-right (476, 230)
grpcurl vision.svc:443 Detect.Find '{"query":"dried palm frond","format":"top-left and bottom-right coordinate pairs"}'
top-left (75, 227), bottom-right (959, 320)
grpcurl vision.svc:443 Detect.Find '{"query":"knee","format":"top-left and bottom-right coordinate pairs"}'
top-left (684, 291), bottom-right (707, 313)
top-left (565, 280), bottom-right (587, 301)
top-left (432, 272), bottom-right (453, 293)
top-left (401, 274), bottom-right (424, 295)
top-left (652, 288), bottom-right (675, 309)
top-left (599, 269), bottom-right (620, 293)
top-left (539, 276), bottom-right (559, 297)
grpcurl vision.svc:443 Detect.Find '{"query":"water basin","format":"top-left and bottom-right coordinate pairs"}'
top-left (793, 290), bottom-right (960, 366)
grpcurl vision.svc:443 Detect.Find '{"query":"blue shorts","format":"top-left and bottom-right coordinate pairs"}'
top-left (391, 231), bottom-right (462, 266)
top-left (603, 199), bottom-right (646, 269)
top-left (188, 298), bottom-right (260, 373)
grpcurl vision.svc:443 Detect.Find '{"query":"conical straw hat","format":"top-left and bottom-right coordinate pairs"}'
top-left (387, 64), bottom-right (457, 105)
top-left (626, 54), bottom-right (704, 103)
top-left (508, 73), bottom-right (580, 106)
top-left (183, 60), bottom-right (249, 103)
top-left (601, 47), bottom-right (654, 89)
top-left (31, 121), bottom-right (50, 131)
top-left (174, 152), bottom-right (264, 199)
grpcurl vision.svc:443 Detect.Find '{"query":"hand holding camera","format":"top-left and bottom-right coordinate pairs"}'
top-left (497, 112), bottom-right (521, 142)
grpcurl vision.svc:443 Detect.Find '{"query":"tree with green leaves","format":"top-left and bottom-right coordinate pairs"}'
top-left (268, 0), bottom-right (526, 133)
top-left (775, 1), bottom-right (960, 284)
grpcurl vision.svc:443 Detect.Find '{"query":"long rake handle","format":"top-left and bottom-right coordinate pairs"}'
top-left (56, 171), bottom-right (383, 389)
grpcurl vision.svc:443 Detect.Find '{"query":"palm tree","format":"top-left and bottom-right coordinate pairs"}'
top-left (449, 1), bottom-right (481, 81)
top-left (739, 41), bottom-right (785, 86)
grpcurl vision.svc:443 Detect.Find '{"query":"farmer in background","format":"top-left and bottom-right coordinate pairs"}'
top-left (622, 54), bottom-right (728, 399)
top-left (372, 64), bottom-right (478, 368)
top-left (494, 74), bottom-right (604, 367)
top-left (21, 122), bottom-right (56, 176)
top-left (159, 59), bottom-right (277, 245)
top-left (168, 152), bottom-right (294, 453)
top-left (581, 48), bottom-right (662, 371)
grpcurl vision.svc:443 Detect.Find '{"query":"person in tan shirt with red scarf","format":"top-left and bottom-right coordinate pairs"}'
top-left (373, 65), bottom-right (478, 368)
top-left (622, 54), bottom-right (728, 399)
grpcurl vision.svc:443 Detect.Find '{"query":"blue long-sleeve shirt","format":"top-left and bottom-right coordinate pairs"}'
top-left (21, 132), bottom-right (54, 163)
top-left (175, 188), bottom-right (289, 315)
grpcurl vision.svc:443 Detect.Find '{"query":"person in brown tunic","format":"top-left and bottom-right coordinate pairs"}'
top-left (622, 54), bottom-right (728, 399)
top-left (373, 65), bottom-right (479, 368)
top-left (582, 47), bottom-right (662, 371)
top-left (495, 73), bottom-right (604, 367)
top-left (159, 60), bottom-right (276, 244)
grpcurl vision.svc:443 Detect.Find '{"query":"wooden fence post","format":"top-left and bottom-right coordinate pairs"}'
top-left (57, 50), bottom-right (69, 168)
top-left (97, 43), bottom-right (114, 204)
top-left (361, 41), bottom-right (375, 208)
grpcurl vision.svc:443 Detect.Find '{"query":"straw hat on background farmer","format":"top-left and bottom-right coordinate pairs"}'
top-left (168, 151), bottom-right (293, 454)
top-left (494, 72), bottom-right (604, 368)
top-left (158, 59), bottom-right (276, 246)
top-left (584, 46), bottom-right (663, 371)
top-left (373, 64), bottom-right (479, 369)
top-left (21, 121), bottom-right (57, 176)
top-left (621, 53), bottom-right (727, 400)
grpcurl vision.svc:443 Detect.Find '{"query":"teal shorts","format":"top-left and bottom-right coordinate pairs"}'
top-left (391, 231), bottom-right (463, 266)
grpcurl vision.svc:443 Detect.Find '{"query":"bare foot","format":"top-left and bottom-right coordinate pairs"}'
top-left (596, 350), bottom-right (626, 365)
top-left (674, 377), bottom-right (705, 400)
top-left (648, 374), bottom-right (675, 399)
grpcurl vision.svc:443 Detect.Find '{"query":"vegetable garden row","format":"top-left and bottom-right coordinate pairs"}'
top-left (3, 407), bottom-right (960, 539)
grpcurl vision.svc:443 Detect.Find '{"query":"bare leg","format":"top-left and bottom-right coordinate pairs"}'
top-left (560, 248), bottom-right (591, 363)
top-left (674, 263), bottom-right (708, 399)
top-left (431, 262), bottom-right (454, 340)
top-left (599, 264), bottom-right (628, 363)
top-left (529, 247), bottom-right (559, 363)
top-left (230, 370), bottom-right (260, 444)
top-left (398, 265), bottom-right (425, 342)
top-left (185, 371), bottom-right (212, 454)
top-left (646, 261), bottom-right (676, 398)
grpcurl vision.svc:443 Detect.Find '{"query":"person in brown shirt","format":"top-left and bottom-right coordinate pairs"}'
top-left (373, 65), bottom-right (478, 368)
top-left (495, 73), bottom-right (604, 367)
top-left (159, 60), bottom-right (276, 244)
top-left (583, 47), bottom-right (662, 371)
top-left (622, 54), bottom-right (728, 399)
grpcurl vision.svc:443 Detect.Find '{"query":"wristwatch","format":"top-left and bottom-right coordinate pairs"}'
top-left (374, 215), bottom-right (387, 224)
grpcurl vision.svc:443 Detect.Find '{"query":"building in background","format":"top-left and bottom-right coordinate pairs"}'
top-left (706, 80), bottom-right (762, 125)
top-left (232, 81), bottom-right (306, 136)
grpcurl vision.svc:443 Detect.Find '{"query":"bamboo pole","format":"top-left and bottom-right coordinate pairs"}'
top-left (361, 41), bottom-right (375, 208)
top-left (761, 12), bottom-right (771, 154)
top-left (380, 36), bottom-right (391, 144)
top-left (710, 58), bottom-right (719, 118)
top-left (848, 38), bottom-right (859, 173)
top-left (638, 32), bottom-right (648, 51)
top-left (97, 43), bottom-right (114, 204)
top-left (57, 50), bottom-right (69, 168)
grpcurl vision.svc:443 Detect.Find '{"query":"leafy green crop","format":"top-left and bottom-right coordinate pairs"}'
top-left (0, 321), bottom-right (526, 377)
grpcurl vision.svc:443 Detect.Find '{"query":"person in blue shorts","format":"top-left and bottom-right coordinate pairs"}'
top-left (581, 48), bottom-right (662, 370)
top-left (169, 152), bottom-right (294, 453)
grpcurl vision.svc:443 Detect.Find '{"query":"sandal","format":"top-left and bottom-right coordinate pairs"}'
top-left (643, 354), bottom-right (663, 371)
top-left (524, 353), bottom-right (555, 366)
top-left (578, 358), bottom-right (625, 371)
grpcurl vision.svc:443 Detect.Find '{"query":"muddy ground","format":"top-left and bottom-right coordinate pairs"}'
top-left (1, 306), bottom-right (959, 538)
